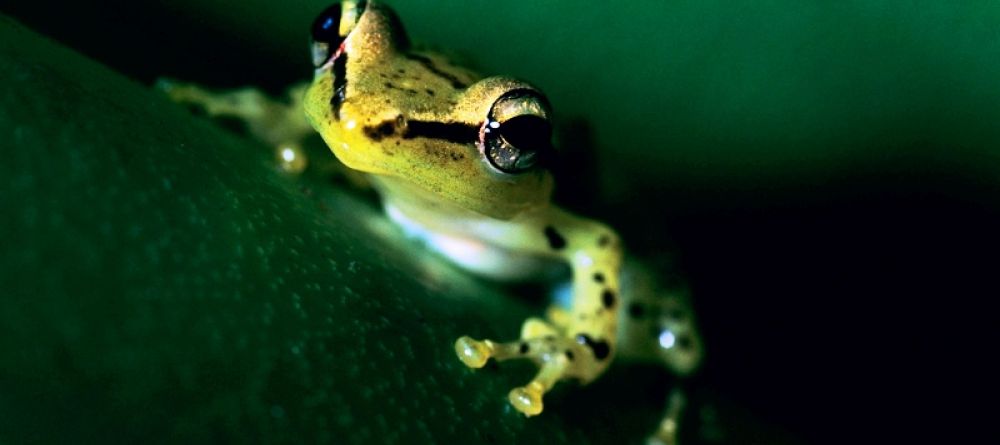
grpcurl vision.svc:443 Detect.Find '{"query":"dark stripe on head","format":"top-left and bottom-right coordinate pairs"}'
top-left (331, 52), bottom-right (348, 120)
top-left (402, 120), bottom-right (478, 144)
top-left (407, 54), bottom-right (468, 89)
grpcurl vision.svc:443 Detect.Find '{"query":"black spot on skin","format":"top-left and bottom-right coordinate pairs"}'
top-left (331, 52), bottom-right (348, 120)
top-left (575, 334), bottom-right (611, 360)
top-left (601, 289), bottom-right (616, 309)
top-left (628, 303), bottom-right (646, 319)
top-left (593, 272), bottom-right (605, 283)
top-left (384, 81), bottom-right (397, 89)
top-left (544, 226), bottom-right (566, 250)
top-left (397, 68), bottom-right (406, 74)
top-left (565, 350), bottom-right (575, 361)
top-left (425, 88), bottom-right (436, 96)
top-left (519, 342), bottom-right (529, 354)
top-left (597, 234), bottom-right (612, 248)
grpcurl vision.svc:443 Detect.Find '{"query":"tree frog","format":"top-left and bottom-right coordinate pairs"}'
top-left (161, 1), bottom-right (703, 443)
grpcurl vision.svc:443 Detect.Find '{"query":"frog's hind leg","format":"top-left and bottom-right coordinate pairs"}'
top-left (157, 80), bottom-right (314, 173)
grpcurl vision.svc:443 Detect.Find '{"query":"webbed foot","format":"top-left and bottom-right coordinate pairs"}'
top-left (455, 315), bottom-right (608, 417)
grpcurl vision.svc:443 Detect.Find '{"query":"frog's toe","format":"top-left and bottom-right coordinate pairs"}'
top-left (504, 352), bottom-right (572, 416)
top-left (455, 334), bottom-right (576, 416)
top-left (453, 335), bottom-right (545, 368)
top-left (509, 382), bottom-right (544, 416)
top-left (454, 336), bottom-right (494, 368)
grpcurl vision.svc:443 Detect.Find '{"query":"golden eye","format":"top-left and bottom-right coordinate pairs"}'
top-left (482, 89), bottom-right (553, 174)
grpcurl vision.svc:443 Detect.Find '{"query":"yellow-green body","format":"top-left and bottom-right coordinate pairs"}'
top-left (303, 3), bottom-right (626, 414)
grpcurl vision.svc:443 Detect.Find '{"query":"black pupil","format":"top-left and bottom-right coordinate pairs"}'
top-left (311, 4), bottom-right (343, 44)
top-left (500, 115), bottom-right (551, 152)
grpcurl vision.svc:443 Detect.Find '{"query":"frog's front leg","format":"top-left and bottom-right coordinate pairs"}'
top-left (455, 208), bottom-right (623, 416)
top-left (157, 80), bottom-right (313, 173)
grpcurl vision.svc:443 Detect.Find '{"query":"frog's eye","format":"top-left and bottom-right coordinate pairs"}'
top-left (310, 2), bottom-right (367, 68)
top-left (482, 90), bottom-right (553, 174)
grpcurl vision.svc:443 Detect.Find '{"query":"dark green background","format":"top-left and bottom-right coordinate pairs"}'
top-left (2, 1), bottom-right (995, 444)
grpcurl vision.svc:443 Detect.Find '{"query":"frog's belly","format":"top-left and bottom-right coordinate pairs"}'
top-left (384, 202), bottom-right (553, 281)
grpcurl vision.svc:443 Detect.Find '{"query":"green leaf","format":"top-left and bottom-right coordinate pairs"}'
top-left (0, 14), bottom-right (645, 445)
top-left (0, 12), bottom-right (808, 444)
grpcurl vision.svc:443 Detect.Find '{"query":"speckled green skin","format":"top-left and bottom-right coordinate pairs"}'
top-left (0, 16), bottom-right (700, 444)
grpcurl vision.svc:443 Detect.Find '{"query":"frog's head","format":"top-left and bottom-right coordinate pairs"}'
top-left (303, 1), bottom-right (555, 220)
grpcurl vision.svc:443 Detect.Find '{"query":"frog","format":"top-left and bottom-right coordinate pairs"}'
top-left (160, 2), bottom-right (703, 443)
